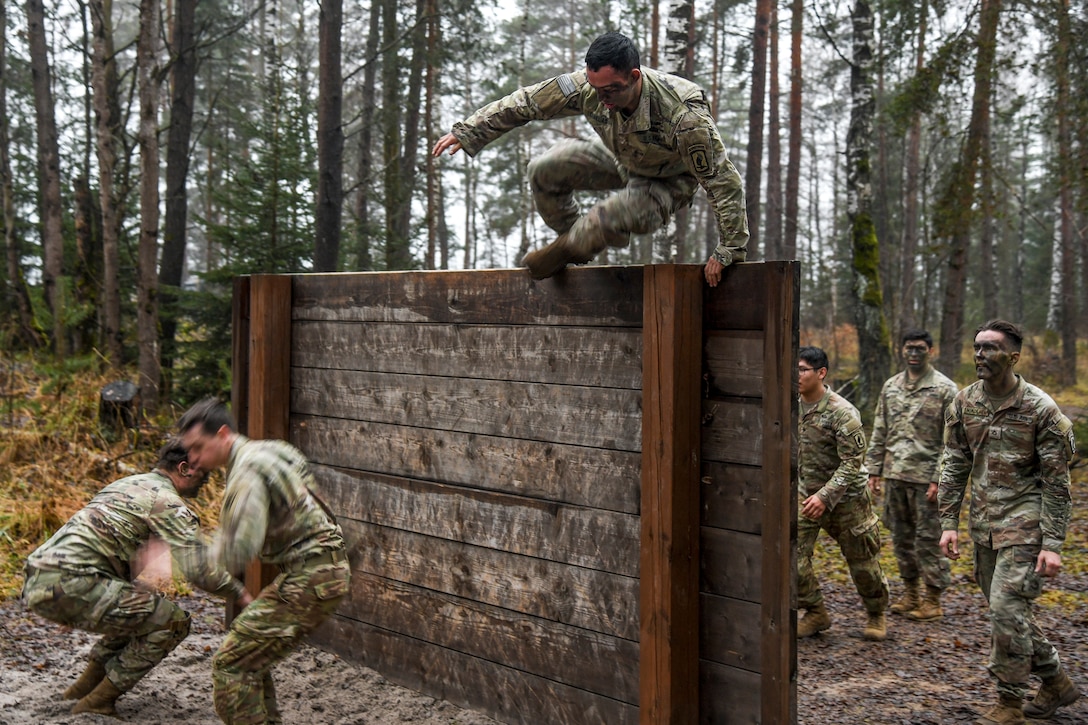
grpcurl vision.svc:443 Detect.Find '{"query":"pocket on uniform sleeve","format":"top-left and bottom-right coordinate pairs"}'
top-left (314, 577), bottom-right (349, 601)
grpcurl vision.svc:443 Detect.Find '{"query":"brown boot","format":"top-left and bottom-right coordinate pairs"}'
top-left (798, 602), bottom-right (831, 638)
top-left (521, 233), bottom-right (593, 280)
top-left (975, 695), bottom-right (1024, 725)
top-left (71, 677), bottom-right (122, 717)
top-left (1023, 669), bottom-right (1080, 719)
top-left (63, 659), bottom-right (106, 700)
top-left (862, 611), bottom-right (887, 641)
top-left (906, 585), bottom-right (943, 622)
top-left (890, 578), bottom-right (920, 615)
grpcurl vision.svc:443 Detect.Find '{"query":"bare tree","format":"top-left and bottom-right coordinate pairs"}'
top-left (1052, 0), bottom-right (1077, 384)
top-left (136, 0), bottom-right (162, 412)
top-left (764, 0), bottom-right (782, 259)
top-left (315, 0), bottom-right (343, 272)
top-left (783, 0), bottom-right (802, 263)
top-left (26, 0), bottom-right (66, 358)
top-left (745, 0), bottom-right (771, 259)
top-left (898, 0), bottom-right (927, 335)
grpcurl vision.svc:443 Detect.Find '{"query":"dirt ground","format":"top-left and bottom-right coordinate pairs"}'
top-left (2, 574), bottom-right (1086, 724)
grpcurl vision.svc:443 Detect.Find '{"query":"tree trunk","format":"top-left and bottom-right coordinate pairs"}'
top-left (898, 0), bottom-right (927, 335)
top-left (1, 0), bottom-right (38, 347)
top-left (783, 0), bottom-right (802, 263)
top-left (1053, 0), bottom-right (1076, 384)
top-left (663, 0), bottom-right (695, 262)
top-left (89, 0), bottom-right (123, 367)
top-left (160, 0), bottom-right (197, 383)
top-left (936, 0), bottom-right (1000, 375)
top-left (394, 0), bottom-right (426, 258)
top-left (848, 0), bottom-right (891, 420)
top-left (136, 0), bottom-right (162, 413)
top-left (26, 0), bottom-right (67, 358)
top-left (744, 0), bottom-right (771, 259)
top-left (354, 0), bottom-right (380, 270)
top-left (764, 0), bottom-right (782, 259)
top-left (382, 0), bottom-right (408, 269)
top-left (424, 0), bottom-right (438, 269)
top-left (315, 0), bottom-right (343, 272)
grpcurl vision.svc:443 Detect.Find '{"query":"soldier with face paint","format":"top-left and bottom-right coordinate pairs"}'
top-left (939, 320), bottom-right (1079, 725)
top-left (865, 329), bottom-right (958, 622)
top-left (432, 31), bottom-right (748, 286)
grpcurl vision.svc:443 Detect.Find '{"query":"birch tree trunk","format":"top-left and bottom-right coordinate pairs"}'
top-left (315, 0), bottom-right (343, 271)
top-left (26, 0), bottom-right (67, 358)
top-left (847, 0), bottom-right (891, 419)
top-left (136, 0), bottom-right (162, 412)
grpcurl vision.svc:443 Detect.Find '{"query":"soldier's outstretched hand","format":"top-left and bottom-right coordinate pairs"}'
top-left (432, 133), bottom-right (463, 157)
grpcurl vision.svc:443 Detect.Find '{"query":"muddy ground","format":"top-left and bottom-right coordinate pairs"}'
top-left (1, 575), bottom-right (1085, 724)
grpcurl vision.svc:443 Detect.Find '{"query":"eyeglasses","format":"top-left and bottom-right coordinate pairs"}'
top-left (797, 366), bottom-right (815, 374)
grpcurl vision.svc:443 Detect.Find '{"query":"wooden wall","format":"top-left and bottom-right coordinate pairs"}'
top-left (233, 262), bottom-right (797, 724)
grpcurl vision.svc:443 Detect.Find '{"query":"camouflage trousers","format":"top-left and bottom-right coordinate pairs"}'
top-left (974, 542), bottom-right (1062, 700)
top-left (527, 139), bottom-right (698, 257)
top-left (212, 551), bottom-right (350, 725)
top-left (21, 565), bottom-right (191, 692)
top-left (797, 491), bottom-right (889, 613)
top-left (883, 479), bottom-right (951, 589)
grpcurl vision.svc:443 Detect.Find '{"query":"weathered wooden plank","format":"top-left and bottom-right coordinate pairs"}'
top-left (312, 616), bottom-right (639, 725)
top-left (699, 660), bottom-right (761, 725)
top-left (700, 399), bottom-right (764, 466)
top-left (314, 465), bottom-right (640, 577)
top-left (699, 593), bottom-right (761, 673)
top-left (700, 461), bottom-right (762, 535)
top-left (292, 267), bottom-right (645, 327)
top-left (292, 414), bottom-right (641, 514)
top-left (700, 527), bottom-right (761, 603)
top-left (703, 330), bottom-right (763, 399)
top-left (759, 260), bottom-right (800, 725)
top-left (341, 518), bottom-right (640, 640)
top-left (291, 367), bottom-right (643, 451)
top-left (337, 571), bottom-right (640, 704)
top-left (702, 262), bottom-right (766, 331)
top-left (292, 320), bottom-right (642, 389)
top-left (640, 265), bottom-right (702, 725)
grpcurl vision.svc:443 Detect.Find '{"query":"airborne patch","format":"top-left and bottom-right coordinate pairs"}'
top-left (687, 143), bottom-right (712, 176)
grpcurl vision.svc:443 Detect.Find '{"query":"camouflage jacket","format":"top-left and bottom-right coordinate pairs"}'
top-left (938, 376), bottom-right (1075, 552)
top-left (26, 471), bottom-right (244, 599)
top-left (450, 66), bottom-right (749, 264)
top-left (213, 436), bottom-right (345, 575)
top-left (865, 366), bottom-right (958, 484)
top-left (798, 386), bottom-right (869, 511)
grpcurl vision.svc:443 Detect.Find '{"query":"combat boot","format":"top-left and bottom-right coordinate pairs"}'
top-left (797, 602), bottom-right (831, 638)
top-left (62, 659), bottom-right (106, 700)
top-left (71, 677), bottom-right (122, 717)
top-left (906, 585), bottom-right (943, 622)
top-left (975, 695), bottom-right (1024, 725)
top-left (522, 233), bottom-right (593, 280)
top-left (1023, 668), bottom-right (1080, 719)
top-left (890, 578), bottom-right (920, 615)
top-left (862, 611), bottom-right (887, 641)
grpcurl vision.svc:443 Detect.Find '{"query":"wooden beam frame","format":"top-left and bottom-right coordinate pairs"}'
top-left (639, 265), bottom-right (703, 724)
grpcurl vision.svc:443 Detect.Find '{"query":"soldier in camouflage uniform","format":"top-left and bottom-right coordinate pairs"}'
top-left (179, 399), bottom-right (350, 725)
top-left (22, 438), bottom-right (250, 717)
top-left (865, 329), bottom-right (958, 622)
top-left (796, 347), bottom-right (889, 641)
top-left (939, 320), bottom-right (1079, 725)
top-left (432, 31), bottom-right (748, 286)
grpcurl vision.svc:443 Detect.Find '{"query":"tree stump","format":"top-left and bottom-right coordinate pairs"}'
top-left (99, 381), bottom-right (139, 432)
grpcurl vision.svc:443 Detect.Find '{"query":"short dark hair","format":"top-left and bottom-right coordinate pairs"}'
top-left (799, 346), bottom-right (829, 371)
top-left (902, 329), bottom-right (933, 347)
top-left (177, 397), bottom-right (237, 436)
top-left (156, 437), bottom-right (190, 470)
top-left (585, 32), bottom-right (640, 74)
top-left (977, 319), bottom-right (1023, 352)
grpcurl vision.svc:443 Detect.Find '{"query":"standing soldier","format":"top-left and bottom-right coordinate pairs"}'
top-left (22, 439), bottom-right (250, 717)
top-left (796, 346), bottom-right (890, 641)
top-left (432, 31), bottom-right (748, 287)
top-left (939, 320), bottom-right (1079, 724)
top-left (866, 330), bottom-right (958, 621)
top-left (178, 399), bottom-right (351, 725)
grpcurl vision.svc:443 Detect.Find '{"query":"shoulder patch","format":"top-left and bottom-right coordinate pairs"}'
top-left (555, 74), bottom-right (577, 97)
top-left (687, 143), bottom-right (712, 176)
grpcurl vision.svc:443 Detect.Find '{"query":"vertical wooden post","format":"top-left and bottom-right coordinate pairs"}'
top-left (640, 265), bottom-right (703, 724)
top-left (761, 261), bottom-right (799, 723)
top-left (233, 274), bottom-right (292, 607)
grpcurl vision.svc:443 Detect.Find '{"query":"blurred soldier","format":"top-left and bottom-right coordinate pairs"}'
top-left (178, 399), bottom-right (350, 725)
top-left (796, 346), bottom-right (889, 641)
top-left (22, 438), bottom-right (250, 717)
top-left (939, 320), bottom-right (1079, 724)
top-left (432, 31), bottom-right (748, 287)
top-left (866, 330), bottom-right (958, 621)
